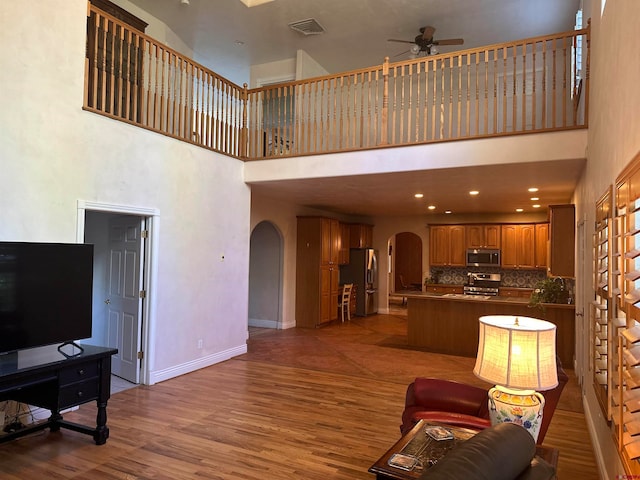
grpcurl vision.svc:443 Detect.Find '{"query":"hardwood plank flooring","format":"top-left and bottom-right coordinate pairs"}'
top-left (0, 307), bottom-right (599, 479)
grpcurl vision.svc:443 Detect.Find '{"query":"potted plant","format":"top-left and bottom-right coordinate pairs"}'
top-left (528, 277), bottom-right (569, 311)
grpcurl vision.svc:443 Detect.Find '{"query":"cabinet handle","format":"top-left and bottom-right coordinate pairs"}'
top-left (77, 391), bottom-right (84, 398)
top-left (78, 369), bottom-right (85, 376)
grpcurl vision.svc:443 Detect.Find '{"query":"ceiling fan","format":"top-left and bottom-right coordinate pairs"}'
top-left (388, 26), bottom-right (464, 57)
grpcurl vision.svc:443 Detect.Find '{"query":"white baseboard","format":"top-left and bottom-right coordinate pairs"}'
top-left (582, 395), bottom-right (614, 480)
top-left (248, 318), bottom-right (278, 329)
top-left (148, 344), bottom-right (247, 385)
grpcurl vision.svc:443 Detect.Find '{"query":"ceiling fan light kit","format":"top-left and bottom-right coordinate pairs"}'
top-left (388, 25), bottom-right (464, 57)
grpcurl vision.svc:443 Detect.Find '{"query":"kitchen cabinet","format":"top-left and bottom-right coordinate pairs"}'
top-left (296, 216), bottom-right (341, 327)
top-left (498, 287), bottom-right (533, 298)
top-left (465, 224), bottom-right (501, 249)
top-left (548, 204), bottom-right (575, 277)
top-left (501, 224), bottom-right (536, 269)
top-left (429, 225), bottom-right (466, 266)
top-left (349, 223), bottom-right (373, 248)
top-left (425, 284), bottom-right (463, 295)
top-left (535, 223), bottom-right (549, 269)
top-left (338, 222), bottom-right (350, 265)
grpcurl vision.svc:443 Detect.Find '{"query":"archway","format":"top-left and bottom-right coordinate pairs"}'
top-left (248, 221), bottom-right (283, 329)
top-left (394, 231), bottom-right (423, 291)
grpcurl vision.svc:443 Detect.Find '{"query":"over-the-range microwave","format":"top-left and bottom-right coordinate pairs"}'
top-left (466, 248), bottom-right (501, 267)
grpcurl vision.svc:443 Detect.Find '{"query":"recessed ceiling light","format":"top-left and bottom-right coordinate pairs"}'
top-left (445, 210), bottom-right (452, 214)
top-left (469, 190), bottom-right (479, 196)
top-left (414, 193), bottom-right (424, 198)
top-left (532, 204), bottom-right (541, 208)
top-left (516, 208), bottom-right (524, 212)
top-left (428, 205), bottom-right (436, 210)
top-left (530, 197), bottom-right (539, 201)
top-left (235, 40), bottom-right (245, 46)
top-left (528, 187), bottom-right (539, 192)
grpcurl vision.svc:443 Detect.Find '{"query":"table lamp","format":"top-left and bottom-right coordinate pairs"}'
top-left (473, 315), bottom-right (558, 442)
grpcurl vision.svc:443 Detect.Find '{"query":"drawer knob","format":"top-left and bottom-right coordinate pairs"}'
top-left (77, 391), bottom-right (84, 398)
top-left (78, 369), bottom-right (85, 375)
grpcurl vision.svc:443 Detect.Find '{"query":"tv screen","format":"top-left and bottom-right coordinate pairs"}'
top-left (0, 242), bottom-right (93, 354)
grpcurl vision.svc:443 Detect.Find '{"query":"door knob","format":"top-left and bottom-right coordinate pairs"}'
top-left (104, 299), bottom-right (111, 304)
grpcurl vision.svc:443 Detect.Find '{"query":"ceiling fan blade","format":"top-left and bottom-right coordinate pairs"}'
top-left (388, 39), bottom-right (415, 44)
top-left (433, 38), bottom-right (464, 46)
top-left (421, 26), bottom-right (435, 40)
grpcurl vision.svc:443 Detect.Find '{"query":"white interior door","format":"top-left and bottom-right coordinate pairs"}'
top-left (106, 215), bottom-right (143, 383)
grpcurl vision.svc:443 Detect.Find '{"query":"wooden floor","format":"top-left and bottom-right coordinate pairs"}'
top-left (0, 307), bottom-right (600, 479)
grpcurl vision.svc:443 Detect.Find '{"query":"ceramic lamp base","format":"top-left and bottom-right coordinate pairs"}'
top-left (487, 386), bottom-right (545, 442)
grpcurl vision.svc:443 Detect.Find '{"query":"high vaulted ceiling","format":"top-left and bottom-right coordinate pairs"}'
top-left (125, 0), bottom-right (585, 217)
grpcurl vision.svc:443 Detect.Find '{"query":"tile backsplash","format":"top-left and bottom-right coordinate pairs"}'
top-left (427, 266), bottom-right (573, 291)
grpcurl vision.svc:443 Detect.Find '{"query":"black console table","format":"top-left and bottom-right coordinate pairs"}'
top-left (0, 344), bottom-right (117, 445)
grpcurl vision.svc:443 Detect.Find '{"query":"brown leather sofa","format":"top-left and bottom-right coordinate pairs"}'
top-left (418, 422), bottom-right (556, 480)
top-left (401, 359), bottom-right (569, 445)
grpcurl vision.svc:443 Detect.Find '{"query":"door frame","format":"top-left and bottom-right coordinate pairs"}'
top-left (77, 200), bottom-right (159, 386)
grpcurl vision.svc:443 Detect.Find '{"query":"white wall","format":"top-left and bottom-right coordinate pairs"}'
top-left (573, 0), bottom-right (640, 477)
top-left (0, 0), bottom-right (251, 384)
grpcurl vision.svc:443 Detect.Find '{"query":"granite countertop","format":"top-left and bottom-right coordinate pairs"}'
top-left (403, 291), bottom-right (575, 309)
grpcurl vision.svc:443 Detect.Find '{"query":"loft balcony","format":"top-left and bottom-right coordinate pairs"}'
top-left (83, 4), bottom-right (589, 160)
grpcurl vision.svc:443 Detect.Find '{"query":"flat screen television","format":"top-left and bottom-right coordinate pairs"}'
top-left (0, 242), bottom-right (93, 354)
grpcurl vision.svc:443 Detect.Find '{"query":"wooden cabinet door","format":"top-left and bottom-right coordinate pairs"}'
top-left (466, 225), bottom-right (500, 249)
top-left (320, 265), bottom-right (332, 324)
top-left (329, 218), bottom-right (340, 266)
top-left (517, 224), bottom-right (536, 269)
top-left (449, 226), bottom-right (466, 266)
top-left (501, 225), bottom-right (518, 268)
top-left (548, 205), bottom-right (575, 277)
top-left (484, 225), bottom-right (501, 248)
top-left (465, 225), bottom-right (484, 249)
top-left (339, 222), bottom-right (350, 265)
top-left (429, 226), bottom-right (450, 266)
top-left (535, 223), bottom-right (549, 269)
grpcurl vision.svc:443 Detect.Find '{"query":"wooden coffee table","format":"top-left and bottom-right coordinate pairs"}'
top-left (368, 420), bottom-right (559, 480)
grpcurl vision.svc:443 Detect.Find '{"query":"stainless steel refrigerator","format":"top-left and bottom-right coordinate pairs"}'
top-left (339, 248), bottom-right (378, 316)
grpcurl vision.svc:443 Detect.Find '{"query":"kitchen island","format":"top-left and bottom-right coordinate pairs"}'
top-left (406, 292), bottom-right (575, 366)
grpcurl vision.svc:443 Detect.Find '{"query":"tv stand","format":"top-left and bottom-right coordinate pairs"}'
top-left (0, 344), bottom-right (117, 445)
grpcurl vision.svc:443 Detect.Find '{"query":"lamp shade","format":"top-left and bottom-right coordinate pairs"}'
top-left (473, 315), bottom-right (558, 391)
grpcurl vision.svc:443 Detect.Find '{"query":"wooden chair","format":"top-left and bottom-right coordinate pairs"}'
top-left (339, 284), bottom-right (353, 323)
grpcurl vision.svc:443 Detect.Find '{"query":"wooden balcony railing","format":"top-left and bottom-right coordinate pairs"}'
top-left (84, 4), bottom-right (589, 160)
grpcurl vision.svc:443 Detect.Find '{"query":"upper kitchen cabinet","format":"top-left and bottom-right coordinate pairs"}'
top-left (349, 223), bottom-right (373, 249)
top-left (548, 204), bottom-right (576, 277)
top-left (465, 224), bottom-right (501, 249)
top-left (501, 224), bottom-right (536, 269)
top-left (338, 222), bottom-right (350, 265)
top-left (535, 223), bottom-right (549, 269)
top-left (296, 216), bottom-right (341, 327)
top-left (430, 225), bottom-right (466, 266)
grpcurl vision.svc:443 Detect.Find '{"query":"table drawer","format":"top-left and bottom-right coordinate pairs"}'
top-left (59, 380), bottom-right (100, 408)
top-left (59, 361), bottom-right (99, 386)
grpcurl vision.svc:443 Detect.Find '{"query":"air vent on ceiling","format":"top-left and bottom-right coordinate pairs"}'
top-left (288, 18), bottom-right (325, 36)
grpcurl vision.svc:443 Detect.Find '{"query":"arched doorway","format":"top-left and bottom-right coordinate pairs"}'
top-left (248, 221), bottom-right (283, 329)
top-left (394, 232), bottom-right (423, 291)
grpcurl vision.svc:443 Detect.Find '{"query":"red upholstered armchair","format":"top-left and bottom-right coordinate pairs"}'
top-left (400, 360), bottom-right (569, 445)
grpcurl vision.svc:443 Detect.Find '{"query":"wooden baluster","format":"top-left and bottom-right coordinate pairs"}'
top-left (353, 73), bottom-right (359, 148)
top-left (465, 53), bottom-right (470, 137)
top-left (532, 42), bottom-right (537, 130)
top-left (542, 40), bottom-right (547, 129)
top-left (414, 62), bottom-right (420, 143)
top-left (307, 81), bottom-right (313, 154)
top-left (522, 42), bottom-right (527, 131)
top-left (447, 56), bottom-right (453, 139)
top-left (422, 60), bottom-right (428, 142)
top-left (333, 77), bottom-right (339, 151)
top-left (431, 58), bottom-right (437, 140)
top-left (562, 36), bottom-right (567, 128)
top-left (475, 52), bottom-right (480, 136)
top-left (367, 71), bottom-right (373, 147)
top-left (512, 44), bottom-right (517, 132)
top-left (484, 49), bottom-right (489, 135)
top-left (440, 56), bottom-right (445, 139)
top-left (552, 38), bottom-right (557, 129)
top-left (502, 47), bottom-right (507, 133)
top-left (341, 76), bottom-right (346, 150)
top-left (584, 20), bottom-right (591, 127)
top-left (312, 80), bottom-right (318, 152)
top-left (381, 57), bottom-right (389, 145)
top-left (390, 65), bottom-right (396, 145)
top-left (107, 20), bottom-right (116, 115)
top-left (338, 75), bottom-right (342, 150)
